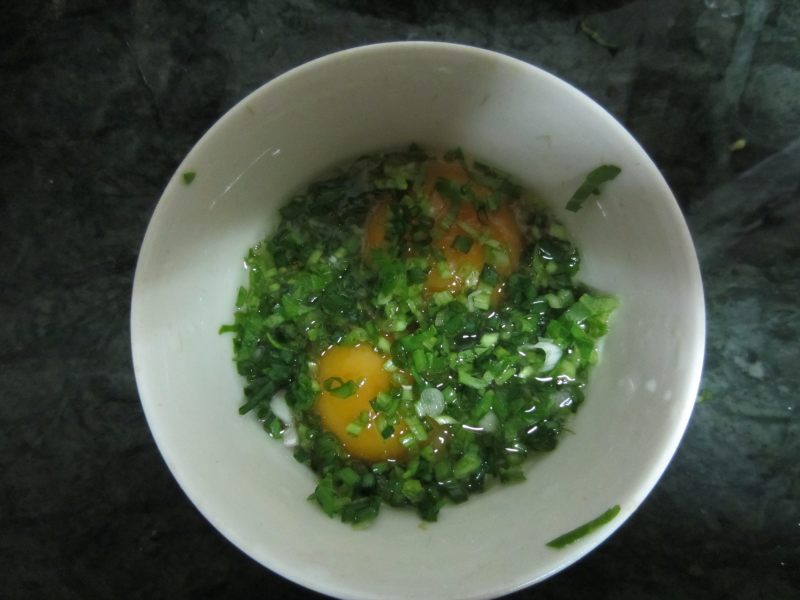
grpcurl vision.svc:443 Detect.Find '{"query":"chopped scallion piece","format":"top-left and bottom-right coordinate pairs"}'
top-left (546, 505), bottom-right (621, 548)
top-left (224, 145), bottom-right (616, 526)
top-left (323, 377), bottom-right (358, 398)
top-left (480, 263), bottom-right (500, 285)
top-left (453, 452), bottom-right (481, 479)
top-left (451, 235), bottom-right (473, 254)
top-left (345, 411), bottom-right (369, 437)
top-left (458, 368), bottom-right (488, 389)
top-left (566, 165), bottom-right (621, 212)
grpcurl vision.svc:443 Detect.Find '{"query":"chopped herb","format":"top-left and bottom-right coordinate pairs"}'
top-left (435, 179), bottom-right (473, 205)
top-left (546, 505), bottom-right (621, 548)
top-left (565, 165), bottom-right (621, 212)
top-left (223, 146), bottom-right (616, 525)
top-left (346, 411), bottom-right (369, 436)
top-left (182, 171), bottom-right (196, 185)
top-left (453, 452), bottom-right (481, 479)
top-left (451, 234), bottom-right (474, 254)
top-left (323, 377), bottom-right (358, 398)
top-left (480, 263), bottom-right (500, 285)
top-left (729, 138), bottom-right (746, 152)
top-left (696, 389), bottom-right (712, 404)
top-left (579, 20), bottom-right (620, 55)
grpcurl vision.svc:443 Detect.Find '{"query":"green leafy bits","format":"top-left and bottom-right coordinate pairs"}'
top-left (565, 165), bottom-right (621, 212)
top-left (323, 377), bottom-right (358, 399)
top-left (222, 145), bottom-right (616, 525)
top-left (546, 504), bottom-right (621, 548)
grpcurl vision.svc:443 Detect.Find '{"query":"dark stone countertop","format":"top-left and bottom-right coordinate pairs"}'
top-left (2, 1), bottom-right (798, 598)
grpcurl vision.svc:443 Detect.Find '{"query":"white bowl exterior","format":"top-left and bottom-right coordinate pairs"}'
top-left (131, 42), bottom-right (704, 600)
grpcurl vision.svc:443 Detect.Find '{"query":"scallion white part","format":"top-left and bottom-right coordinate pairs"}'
top-left (531, 339), bottom-right (563, 372)
top-left (478, 411), bottom-right (499, 433)
top-left (270, 390), bottom-right (292, 423)
top-left (282, 424), bottom-right (298, 447)
top-left (553, 390), bottom-right (573, 409)
top-left (416, 387), bottom-right (445, 417)
top-left (433, 414), bottom-right (457, 425)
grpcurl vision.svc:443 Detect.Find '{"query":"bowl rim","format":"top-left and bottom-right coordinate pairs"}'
top-left (131, 40), bottom-right (706, 600)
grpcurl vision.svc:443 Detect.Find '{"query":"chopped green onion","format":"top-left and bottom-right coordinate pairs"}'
top-left (529, 340), bottom-right (563, 372)
top-left (432, 291), bottom-right (454, 306)
top-left (345, 411), bottom-right (369, 437)
top-left (435, 179), bottom-right (474, 205)
top-left (458, 368), bottom-right (488, 389)
top-left (467, 289), bottom-right (492, 312)
top-left (479, 333), bottom-right (499, 348)
top-left (453, 452), bottom-right (481, 479)
top-left (480, 263), bottom-right (500, 285)
top-left (433, 414), bottom-right (457, 425)
top-left (416, 387), bottom-right (445, 417)
top-left (451, 235), bottom-right (473, 254)
top-left (399, 433), bottom-right (418, 448)
top-left (405, 415), bottom-right (428, 441)
top-left (337, 467), bottom-right (360, 486)
top-left (566, 165), bottom-right (621, 212)
top-left (412, 348), bottom-right (428, 372)
top-left (579, 20), bottom-right (620, 55)
top-left (224, 145), bottom-right (617, 526)
top-left (456, 220), bottom-right (481, 239)
top-left (440, 197), bottom-right (461, 230)
top-left (306, 248), bottom-right (323, 265)
top-left (436, 261), bottom-right (452, 278)
top-left (182, 171), bottom-right (196, 185)
top-left (407, 267), bottom-right (428, 284)
top-left (376, 336), bottom-right (392, 354)
top-left (478, 411), bottom-right (499, 433)
top-left (545, 289), bottom-right (573, 309)
top-left (546, 505), bottom-right (621, 548)
top-left (323, 377), bottom-right (358, 398)
top-left (486, 245), bottom-right (510, 269)
top-left (518, 365), bottom-right (536, 379)
top-left (402, 479), bottom-right (424, 502)
top-left (313, 476), bottom-right (344, 516)
top-left (463, 269), bottom-right (480, 289)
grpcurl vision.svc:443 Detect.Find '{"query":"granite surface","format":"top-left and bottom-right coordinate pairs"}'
top-left (2, 1), bottom-right (799, 598)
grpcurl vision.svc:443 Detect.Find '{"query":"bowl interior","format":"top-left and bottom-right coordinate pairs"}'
top-left (131, 42), bottom-right (704, 600)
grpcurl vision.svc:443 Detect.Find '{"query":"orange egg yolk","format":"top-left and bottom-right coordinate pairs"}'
top-left (315, 344), bottom-right (407, 463)
top-left (362, 198), bottom-right (391, 260)
top-left (363, 161), bottom-right (523, 298)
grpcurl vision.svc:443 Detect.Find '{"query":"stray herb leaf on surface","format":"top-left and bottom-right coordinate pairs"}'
top-left (566, 165), bottom-right (621, 212)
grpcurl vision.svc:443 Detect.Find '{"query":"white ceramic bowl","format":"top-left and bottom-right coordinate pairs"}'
top-left (131, 42), bottom-right (705, 599)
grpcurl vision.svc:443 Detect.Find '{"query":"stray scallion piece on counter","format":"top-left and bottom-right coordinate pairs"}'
top-left (221, 145), bottom-right (617, 524)
top-left (565, 164), bottom-right (621, 212)
top-left (546, 504), bottom-right (621, 548)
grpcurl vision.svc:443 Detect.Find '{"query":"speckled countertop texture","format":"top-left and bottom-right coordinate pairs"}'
top-left (1, 1), bottom-right (798, 598)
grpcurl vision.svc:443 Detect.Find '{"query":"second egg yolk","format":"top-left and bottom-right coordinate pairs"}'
top-left (315, 344), bottom-right (408, 463)
top-left (362, 160), bottom-right (523, 297)
top-left (423, 162), bottom-right (523, 294)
